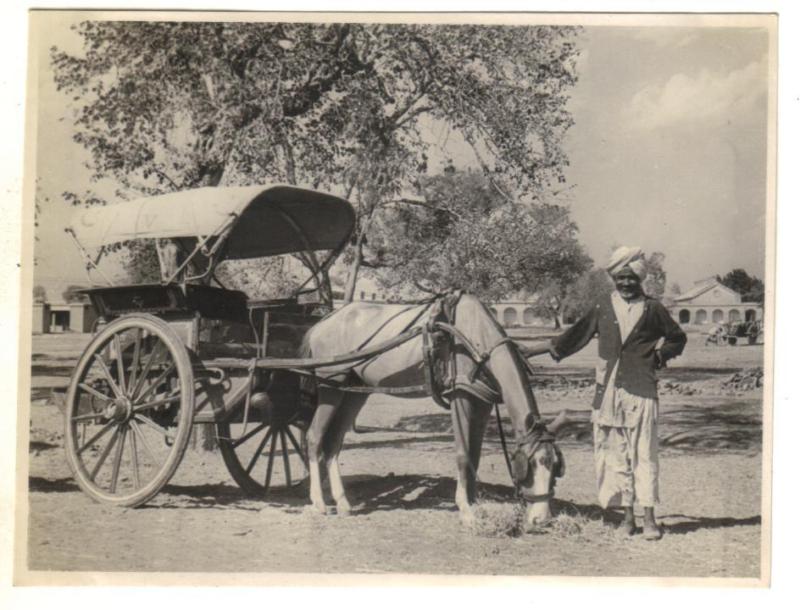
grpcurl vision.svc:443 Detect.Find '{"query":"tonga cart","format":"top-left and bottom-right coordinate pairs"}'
top-left (61, 185), bottom-right (357, 506)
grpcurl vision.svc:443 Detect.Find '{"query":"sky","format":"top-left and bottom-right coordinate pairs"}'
top-left (564, 25), bottom-right (770, 293)
top-left (30, 15), bottom-right (773, 300)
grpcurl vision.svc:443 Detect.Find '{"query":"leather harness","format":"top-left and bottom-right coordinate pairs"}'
top-left (308, 291), bottom-right (562, 501)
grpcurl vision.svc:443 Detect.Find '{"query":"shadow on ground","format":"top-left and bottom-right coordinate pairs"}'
top-left (28, 472), bottom-right (760, 536)
top-left (392, 404), bottom-right (762, 454)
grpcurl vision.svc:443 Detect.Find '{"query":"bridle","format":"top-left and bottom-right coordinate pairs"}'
top-left (496, 408), bottom-right (563, 503)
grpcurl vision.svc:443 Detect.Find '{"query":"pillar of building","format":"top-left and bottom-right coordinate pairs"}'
top-left (32, 303), bottom-right (50, 334)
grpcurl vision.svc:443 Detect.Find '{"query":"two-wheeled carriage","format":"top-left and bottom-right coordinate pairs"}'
top-left (61, 185), bottom-right (357, 506)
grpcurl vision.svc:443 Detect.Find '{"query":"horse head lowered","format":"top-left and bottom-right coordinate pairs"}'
top-left (300, 292), bottom-right (566, 530)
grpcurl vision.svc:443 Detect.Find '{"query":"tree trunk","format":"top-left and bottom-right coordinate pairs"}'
top-left (343, 226), bottom-right (366, 303)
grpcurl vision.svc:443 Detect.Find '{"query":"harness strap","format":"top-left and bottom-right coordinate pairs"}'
top-left (422, 322), bottom-right (451, 409)
top-left (467, 336), bottom-right (518, 383)
top-left (443, 374), bottom-right (501, 404)
top-left (495, 403), bottom-right (515, 484)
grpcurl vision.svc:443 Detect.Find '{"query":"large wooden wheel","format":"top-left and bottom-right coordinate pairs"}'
top-left (63, 314), bottom-right (195, 507)
top-left (217, 388), bottom-right (310, 497)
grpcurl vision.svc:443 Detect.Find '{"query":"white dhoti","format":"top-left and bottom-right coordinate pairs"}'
top-left (592, 365), bottom-right (660, 508)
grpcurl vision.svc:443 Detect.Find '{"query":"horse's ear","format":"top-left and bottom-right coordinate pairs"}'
top-left (554, 444), bottom-right (566, 478)
top-left (546, 410), bottom-right (568, 436)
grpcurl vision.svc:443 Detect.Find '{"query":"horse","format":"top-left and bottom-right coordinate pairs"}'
top-left (299, 292), bottom-right (566, 530)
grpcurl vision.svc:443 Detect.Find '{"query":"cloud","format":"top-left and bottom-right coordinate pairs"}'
top-left (630, 28), bottom-right (700, 49)
top-left (627, 57), bottom-right (767, 131)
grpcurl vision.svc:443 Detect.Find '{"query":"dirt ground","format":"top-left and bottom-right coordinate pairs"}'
top-left (21, 331), bottom-right (765, 578)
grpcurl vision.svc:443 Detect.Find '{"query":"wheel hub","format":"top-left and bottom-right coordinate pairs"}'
top-left (104, 397), bottom-right (133, 422)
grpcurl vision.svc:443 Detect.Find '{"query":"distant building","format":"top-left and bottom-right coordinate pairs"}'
top-left (345, 291), bottom-right (549, 329)
top-left (669, 277), bottom-right (762, 326)
top-left (486, 301), bottom-right (550, 328)
top-left (32, 299), bottom-right (98, 334)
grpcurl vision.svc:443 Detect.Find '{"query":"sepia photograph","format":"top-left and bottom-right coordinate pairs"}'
top-left (11, 7), bottom-right (778, 587)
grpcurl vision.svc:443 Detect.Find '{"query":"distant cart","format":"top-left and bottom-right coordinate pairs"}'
top-left (705, 320), bottom-right (762, 346)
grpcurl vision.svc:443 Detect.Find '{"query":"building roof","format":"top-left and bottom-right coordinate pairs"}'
top-left (673, 279), bottom-right (740, 303)
top-left (674, 280), bottom-right (716, 302)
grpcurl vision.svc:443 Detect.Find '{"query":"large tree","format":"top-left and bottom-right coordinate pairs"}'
top-left (51, 20), bottom-right (581, 299)
top-left (363, 170), bottom-right (591, 302)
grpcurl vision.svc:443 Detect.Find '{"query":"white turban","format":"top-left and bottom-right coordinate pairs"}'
top-left (606, 246), bottom-right (647, 280)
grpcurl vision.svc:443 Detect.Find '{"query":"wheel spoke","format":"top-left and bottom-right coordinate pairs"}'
top-left (113, 334), bottom-right (127, 397)
top-left (134, 414), bottom-right (175, 442)
top-left (89, 426), bottom-right (120, 482)
top-left (109, 426), bottom-right (127, 493)
top-left (128, 425), bottom-right (140, 489)
top-left (77, 420), bottom-right (116, 455)
top-left (92, 354), bottom-right (124, 400)
top-left (129, 342), bottom-right (165, 402)
top-left (279, 428), bottom-right (291, 487)
top-left (264, 430), bottom-right (279, 491)
top-left (127, 329), bottom-right (143, 398)
top-left (133, 391), bottom-right (181, 412)
top-left (77, 382), bottom-right (114, 404)
top-left (284, 426), bottom-right (308, 468)
top-left (229, 422), bottom-right (269, 449)
top-left (245, 428), bottom-right (273, 475)
top-left (71, 412), bottom-right (106, 423)
top-left (130, 420), bottom-right (158, 466)
top-left (134, 362), bottom-right (176, 404)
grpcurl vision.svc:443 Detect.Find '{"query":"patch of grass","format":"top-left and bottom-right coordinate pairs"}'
top-left (470, 501), bottom-right (526, 538)
top-left (469, 502), bottom-right (601, 539)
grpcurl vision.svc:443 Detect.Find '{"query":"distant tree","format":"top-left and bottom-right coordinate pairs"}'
top-left (642, 251), bottom-right (667, 300)
top-left (61, 284), bottom-right (88, 303)
top-left (33, 285), bottom-right (47, 303)
top-left (563, 268), bottom-right (614, 321)
top-left (717, 268), bottom-right (765, 303)
top-left (668, 282), bottom-right (682, 297)
top-left (365, 171), bottom-right (591, 302)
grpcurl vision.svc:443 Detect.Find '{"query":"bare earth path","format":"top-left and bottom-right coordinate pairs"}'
top-left (22, 331), bottom-right (764, 578)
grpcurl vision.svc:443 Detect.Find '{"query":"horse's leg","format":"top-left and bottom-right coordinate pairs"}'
top-left (306, 386), bottom-right (345, 514)
top-left (468, 400), bottom-right (492, 490)
top-left (323, 393), bottom-right (367, 516)
top-left (450, 392), bottom-right (486, 526)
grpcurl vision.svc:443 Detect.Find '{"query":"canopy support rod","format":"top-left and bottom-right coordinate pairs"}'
top-left (164, 213), bottom-right (238, 285)
top-left (274, 208), bottom-right (330, 304)
top-left (65, 228), bottom-right (114, 287)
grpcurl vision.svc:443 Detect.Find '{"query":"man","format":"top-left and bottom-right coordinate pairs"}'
top-left (526, 246), bottom-right (687, 540)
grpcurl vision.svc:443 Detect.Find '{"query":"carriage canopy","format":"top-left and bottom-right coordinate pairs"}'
top-left (68, 185), bottom-right (356, 260)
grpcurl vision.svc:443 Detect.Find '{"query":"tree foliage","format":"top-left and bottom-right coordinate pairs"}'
top-left (642, 251), bottom-right (667, 300)
top-left (51, 21), bottom-right (582, 298)
top-left (363, 170), bottom-right (590, 301)
top-left (562, 268), bottom-right (614, 321)
top-left (61, 284), bottom-right (88, 303)
top-left (717, 268), bottom-right (765, 303)
top-left (33, 285), bottom-right (47, 303)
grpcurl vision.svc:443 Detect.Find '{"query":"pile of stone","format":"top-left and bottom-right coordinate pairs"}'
top-left (658, 380), bottom-right (700, 396)
top-left (722, 368), bottom-right (764, 391)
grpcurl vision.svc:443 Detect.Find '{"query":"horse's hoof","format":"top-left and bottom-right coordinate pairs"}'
top-left (336, 501), bottom-right (352, 516)
top-left (310, 501), bottom-right (329, 515)
top-left (525, 517), bottom-right (553, 533)
top-left (459, 511), bottom-right (477, 528)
